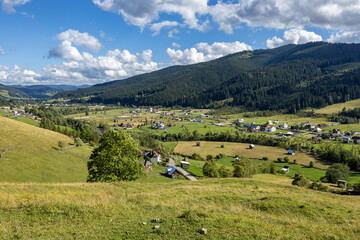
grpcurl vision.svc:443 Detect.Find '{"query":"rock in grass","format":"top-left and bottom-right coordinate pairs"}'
top-left (200, 228), bottom-right (207, 235)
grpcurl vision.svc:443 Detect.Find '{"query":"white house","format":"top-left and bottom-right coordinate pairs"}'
top-left (265, 125), bottom-right (276, 132)
top-left (145, 151), bottom-right (161, 163)
top-left (279, 123), bottom-right (289, 129)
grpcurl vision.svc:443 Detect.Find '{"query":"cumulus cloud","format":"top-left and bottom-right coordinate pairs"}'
top-left (172, 42), bottom-right (181, 48)
top-left (93, 0), bottom-right (360, 37)
top-left (0, 65), bottom-right (41, 85)
top-left (328, 31), bottom-right (360, 43)
top-left (1, 0), bottom-right (31, 13)
top-left (56, 29), bottom-right (102, 52)
top-left (267, 28), bottom-right (322, 48)
top-left (92, 0), bottom-right (209, 31)
top-left (49, 40), bottom-right (85, 61)
top-left (167, 41), bottom-right (252, 65)
top-left (150, 21), bottom-right (179, 36)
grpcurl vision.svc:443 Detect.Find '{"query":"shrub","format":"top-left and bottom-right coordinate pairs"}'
top-left (202, 160), bottom-right (218, 178)
top-left (292, 175), bottom-right (310, 187)
top-left (218, 166), bottom-right (233, 178)
top-left (206, 155), bottom-right (213, 161)
top-left (233, 158), bottom-right (256, 178)
top-left (309, 182), bottom-right (329, 192)
top-left (263, 157), bottom-right (268, 161)
top-left (277, 158), bottom-right (282, 162)
top-left (58, 141), bottom-right (64, 149)
top-left (293, 159), bottom-right (297, 164)
top-left (309, 161), bottom-right (314, 168)
top-left (284, 157), bottom-right (290, 163)
top-left (74, 137), bottom-right (84, 146)
top-left (325, 163), bottom-right (350, 183)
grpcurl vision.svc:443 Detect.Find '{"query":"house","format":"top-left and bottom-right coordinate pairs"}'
top-left (145, 151), bottom-right (161, 163)
top-left (267, 120), bottom-right (273, 125)
top-left (333, 129), bottom-right (342, 135)
top-left (180, 161), bottom-right (190, 169)
top-left (274, 120), bottom-right (279, 124)
top-left (165, 166), bottom-right (178, 178)
top-left (265, 125), bottom-right (276, 132)
top-left (281, 166), bottom-right (290, 173)
top-left (288, 150), bottom-right (295, 155)
top-left (317, 123), bottom-right (327, 128)
top-left (196, 142), bottom-right (201, 146)
top-left (353, 136), bottom-right (360, 144)
top-left (221, 144), bottom-right (224, 148)
top-left (343, 136), bottom-right (351, 143)
top-left (251, 126), bottom-right (260, 132)
top-left (279, 123), bottom-right (289, 129)
top-left (244, 123), bottom-right (251, 127)
top-left (337, 180), bottom-right (347, 188)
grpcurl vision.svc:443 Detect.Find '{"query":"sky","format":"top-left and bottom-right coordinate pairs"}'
top-left (1, 0), bottom-right (360, 86)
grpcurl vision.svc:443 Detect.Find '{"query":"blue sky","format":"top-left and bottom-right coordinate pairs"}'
top-left (0, 0), bottom-right (359, 85)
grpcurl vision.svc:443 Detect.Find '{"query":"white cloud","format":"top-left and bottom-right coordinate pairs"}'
top-left (56, 29), bottom-right (102, 52)
top-left (328, 31), bottom-right (360, 43)
top-left (167, 41), bottom-right (252, 65)
top-left (0, 64), bottom-right (41, 85)
top-left (172, 42), bottom-right (181, 48)
top-left (1, 0), bottom-right (31, 13)
top-left (168, 28), bottom-right (179, 38)
top-left (150, 21), bottom-right (179, 36)
top-left (49, 41), bottom-right (84, 61)
top-left (267, 28), bottom-right (322, 48)
top-left (92, 0), bottom-right (209, 31)
top-left (0, 46), bottom-right (5, 55)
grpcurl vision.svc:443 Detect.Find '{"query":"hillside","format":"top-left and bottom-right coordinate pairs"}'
top-left (0, 117), bottom-right (88, 182)
top-left (55, 42), bottom-right (360, 112)
top-left (315, 98), bottom-right (360, 115)
top-left (0, 84), bottom-right (29, 99)
top-left (10, 84), bottom-right (91, 98)
top-left (0, 177), bottom-right (358, 239)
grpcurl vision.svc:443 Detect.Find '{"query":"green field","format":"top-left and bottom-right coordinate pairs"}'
top-left (315, 98), bottom-right (360, 114)
top-left (0, 178), bottom-right (359, 239)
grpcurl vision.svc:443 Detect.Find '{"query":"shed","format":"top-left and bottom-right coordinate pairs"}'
top-left (249, 144), bottom-right (255, 149)
top-left (165, 166), bottom-right (177, 178)
top-left (196, 142), bottom-right (201, 146)
top-left (288, 150), bottom-right (295, 155)
top-left (221, 144), bottom-right (224, 148)
top-left (337, 180), bottom-right (347, 188)
top-left (180, 161), bottom-right (190, 169)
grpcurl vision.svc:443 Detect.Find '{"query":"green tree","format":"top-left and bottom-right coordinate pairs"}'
top-left (202, 160), bottom-right (218, 178)
top-left (325, 163), bottom-right (350, 183)
top-left (87, 131), bottom-right (143, 182)
top-left (218, 165), bottom-right (232, 178)
top-left (233, 158), bottom-right (256, 178)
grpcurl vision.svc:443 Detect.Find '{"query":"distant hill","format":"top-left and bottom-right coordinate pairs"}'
top-left (54, 42), bottom-right (360, 112)
top-left (0, 84), bottom-right (29, 99)
top-left (0, 117), bottom-right (88, 182)
top-left (10, 84), bottom-right (91, 99)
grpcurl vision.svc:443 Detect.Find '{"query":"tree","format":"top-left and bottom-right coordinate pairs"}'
top-left (87, 131), bottom-right (143, 182)
top-left (218, 166), bottom-right (232, 178)
top-left (233, 158), bottom-right (257, 178)
top-left (325, 163), bottom-right (350, 183)
top-left (309, 161), bottom-right (314, 168)
top-left (203, 160), bottom-right (218, 178)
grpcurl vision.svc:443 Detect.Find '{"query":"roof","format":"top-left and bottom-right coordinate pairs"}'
top-left (180, 161), bottom-right (190, 165)
top-left (288, 150), bottom-right (295, 153)
top-left (165, 166), bottom-right (176, 175)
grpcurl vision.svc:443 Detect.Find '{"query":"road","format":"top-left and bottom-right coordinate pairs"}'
top-left (169, 158), bottom-right (198, 181)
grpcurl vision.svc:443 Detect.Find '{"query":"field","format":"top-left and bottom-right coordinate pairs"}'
top-left (315, 98), bottom-right (360, 114)
top-left (174, 141), bottom-right (328, 169)
top-left (0, 177), bottom-right (359, 239)
top-left (0, 117), bottom-right (89, 182)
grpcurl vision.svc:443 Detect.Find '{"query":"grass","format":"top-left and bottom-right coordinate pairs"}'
top-left (175, 141), bottom-right (327, 169)
top-left (0, 178), bottom-right (359, 239)
top-left (65, 145), bottom-right (94, 157)
top-left (315, 98), bottom-right (360, 115)
top-left (0, 117), bottom-right (88, 182)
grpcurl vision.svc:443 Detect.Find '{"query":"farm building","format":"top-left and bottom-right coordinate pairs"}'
top-left (281, 166), bottom-right (290, 173)
top-left (196, 142), bottom-right (201, 146)
top-left (337, 180), bottom-right (347, 188)
top-left (249, 144), bottom-right (255, 149)
top-left (288, 150), bottom-right (295, 155)
top-left (180, 161), bottom-right (190, 169)
top-left (165, 166), bottom-right (178, 178)
top-left (265, 125), bottom-right (276, 132)
top-left (145, 150), bottom-right (161, 163)
top-left (221, 144), bottom-right (224, 148)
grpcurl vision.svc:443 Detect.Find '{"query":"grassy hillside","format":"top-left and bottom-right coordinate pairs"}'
top-left (315, 98), bottom-right (360, 114)
top-left (0, 117), bottom-right (88, 182)
top-left (0, 177), bottom-right (359, 239)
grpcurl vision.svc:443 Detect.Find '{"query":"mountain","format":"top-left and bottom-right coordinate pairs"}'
top-left (10, 84), bottom-right (91, 99)
top-left (54, 42), bottom-right (360, 112)
top-left (0, 84), bottom-right (29, 99)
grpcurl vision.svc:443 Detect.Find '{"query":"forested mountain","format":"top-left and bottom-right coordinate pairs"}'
top-left (54, 42), bottom-right (360, 112)
top-left (0, 84), bottom-right (29, 99)
top-left (10, 85), bottom-right (91, 99)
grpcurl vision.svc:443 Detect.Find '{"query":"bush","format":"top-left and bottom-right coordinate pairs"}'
top-left (325, 163), bottom-right (350, 183)
top-left (309, 161), bottom-right (314, 168)
top-left (206, 155), bottom-right (213, 161)
top-left (74, 137), bottom-right (84, 146)
top-left (292, 175), bottom-right (310, 187)
top-left (262, 157), bottom-right (268, 161)
top-left (218, 166), bottom-right (233, 178)
top-left (233, 158), bottom-right (256, 178)
top-left (309, 182), bottom-right (329, 192)
top-left (293, 159), bottom-right (297, 164)
top-left (277, 158), bottom-right (282, 162)
top-left (284, 157), bottom-right (290, 163)
top-left (202, 160), bottom-right (218, 178)
top-left (58, 141), bottom-right (64, 149)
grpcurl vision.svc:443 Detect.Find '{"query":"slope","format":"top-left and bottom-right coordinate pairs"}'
top-left (54, 42), bottom-right (360, 112)
top-left (0, 84), bottom-right (29, 99)
top-left (10, 84), bottom-right (91, 98)
top-left (0, 177), bottom-right (359, 239)
top-left (0, 117), bottom-right (88, 182)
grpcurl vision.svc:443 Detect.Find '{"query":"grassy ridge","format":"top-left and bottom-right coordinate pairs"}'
top-left (0, 177), bottom-right (359, 239)
top-left (315, 98), bottom-right (360, 114)
top-left (0, 117), bottom-right (88, 182)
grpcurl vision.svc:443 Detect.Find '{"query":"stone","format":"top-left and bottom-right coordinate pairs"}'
top-left (200, 228), bottom-right (207, 235)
